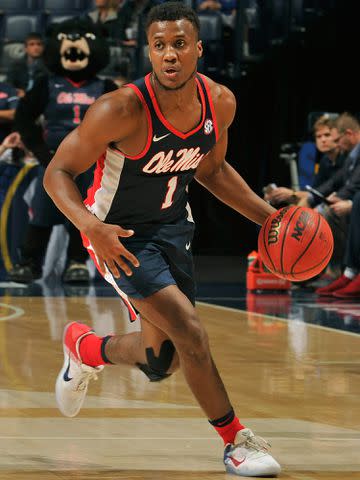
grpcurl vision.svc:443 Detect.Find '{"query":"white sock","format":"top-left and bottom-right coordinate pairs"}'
top-left (344, 267), bottom-right (357, 279)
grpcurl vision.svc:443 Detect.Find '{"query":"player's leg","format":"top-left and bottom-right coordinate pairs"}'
top-left (132, 285), bottom-right (232, 419)
top-left (55, 314), bottom-right (179, 417)
top-left (129, 285), bottom-right (281, 477)
top-left (104, 315), bottom-right (180, 377)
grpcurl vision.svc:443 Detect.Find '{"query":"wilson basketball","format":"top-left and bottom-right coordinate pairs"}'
top-left (258, 206), bottom-right (334, 282)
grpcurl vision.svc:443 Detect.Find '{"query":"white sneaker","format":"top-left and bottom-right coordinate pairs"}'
top-left (55, 322), bottom-right (104, 417)
top-left (223, 428), bottom-right (281, 477)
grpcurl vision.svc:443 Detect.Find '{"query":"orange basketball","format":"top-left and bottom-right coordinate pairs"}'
top-left (258, 206), bottom-right (334, 282)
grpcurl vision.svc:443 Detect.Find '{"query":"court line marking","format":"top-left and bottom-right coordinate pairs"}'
top-left (0, 302), bottom-right (25, 322)
top-left (1, 435), bottom-right (359, 440)
top-left (0, 436), bottom-right (219, 440)
top-left (195, 301), bottom-right (360, 339)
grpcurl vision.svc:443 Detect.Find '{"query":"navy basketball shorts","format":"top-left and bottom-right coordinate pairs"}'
top-left (82, 218), bottom-right (196, 321)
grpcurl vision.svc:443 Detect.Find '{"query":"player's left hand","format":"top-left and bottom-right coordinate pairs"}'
top-left (330, 199), bottom-right (352, 216)
top-left (84, 222), bottom-right (140, 278)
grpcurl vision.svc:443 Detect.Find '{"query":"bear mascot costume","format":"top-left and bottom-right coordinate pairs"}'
top-left (9, 17), bottom-right (117, 284)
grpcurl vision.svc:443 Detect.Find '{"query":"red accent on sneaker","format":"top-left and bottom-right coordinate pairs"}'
top-left (333, 274), bottom-right (360, 298)
top-left (213, 417), bottom-right (245, 445)
top-left (230, 456), bottom-right (246, 467)
top-left (315, 275), bottom-right (352, 296)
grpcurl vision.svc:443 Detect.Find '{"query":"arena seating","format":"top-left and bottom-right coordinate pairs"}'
top-left (198, 12), bottom-right (224, 74)
top-left (1, 14), bottom-right (42, 42)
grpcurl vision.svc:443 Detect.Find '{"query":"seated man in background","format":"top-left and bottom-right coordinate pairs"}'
top-left (308, 112), bottom-right (360, 276)
top-left (6, 33), bottom-right (47, 98)
top-left (264, 114), bottom-right (344, 208)
top-left (316, 190), bottom-right (360, 298)
top-left (119, 0), bottom-right (159, 47)
top-left (87, 0), bottom-right (124, 43)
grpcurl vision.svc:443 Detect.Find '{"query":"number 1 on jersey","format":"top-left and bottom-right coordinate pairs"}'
top-left (73, 105), bottom-right (81, 125)
top-left (161, 176), bottom-right (178, 209)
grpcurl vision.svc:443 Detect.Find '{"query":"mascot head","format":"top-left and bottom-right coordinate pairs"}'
top-left (44, 17), bottom-right (110, 81)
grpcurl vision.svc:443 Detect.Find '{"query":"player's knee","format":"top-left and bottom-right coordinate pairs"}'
top-left (137, 339), bottom-right (177, 382)
top-left (176, 319), bottom-right (210, 363)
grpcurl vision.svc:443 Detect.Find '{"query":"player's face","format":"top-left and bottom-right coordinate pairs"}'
top-left (315, 126), bottom-right (337, 153)
top-left (147, 19), bottom-right (203, 91)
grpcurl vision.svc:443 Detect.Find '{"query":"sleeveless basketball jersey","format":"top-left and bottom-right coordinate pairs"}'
top-left (85, 73), bottom-right (219, 225)
top-left (44, 75), bottom-right (105, 150)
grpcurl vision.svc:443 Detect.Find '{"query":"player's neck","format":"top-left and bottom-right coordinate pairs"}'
top-left (151, 73), bottom-right (198, 112)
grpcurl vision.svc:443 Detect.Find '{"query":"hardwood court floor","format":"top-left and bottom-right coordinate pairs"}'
top-left (0, 293), bottom-right (360, 480)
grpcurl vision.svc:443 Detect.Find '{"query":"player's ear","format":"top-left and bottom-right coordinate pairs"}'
top-left (197, 40), bottom-right (203, 58)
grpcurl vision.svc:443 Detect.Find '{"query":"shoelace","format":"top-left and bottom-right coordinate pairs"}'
top-left (238, 432), bottom-right (270, 452)
top-left (76, 369), bottom-right (100, 392)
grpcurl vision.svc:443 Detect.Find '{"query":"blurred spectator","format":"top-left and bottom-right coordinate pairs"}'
top-left (120, 0), bottom-right (159, 47)
top-left (0, 131), bottom-right (34, 164)
top-left (264, 115), bottom-right (345, 207)
top-left (6, 33), bottom-right (47, 98)
top-left (0, 81), bottom-right (19, 143)
top-left (8, 18), bottom-right (118, 285)
top-left (112, 59), bottom-right (130, 86)
top-left (316, 190), bottom-right (360, 298)
top-left (87, 0), bottom-right (124, 43)
top-left (312, 112), bottom-right (360, 276)
top-left (198, 0), bottom-right (236, 14)
top-left (197, 0), bottom-right (236, 27)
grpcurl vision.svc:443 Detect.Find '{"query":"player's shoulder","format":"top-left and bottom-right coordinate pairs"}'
top-left (201, 74), bottom-right (236, 128)
top-left (88, 83), bottom-right (143, 121)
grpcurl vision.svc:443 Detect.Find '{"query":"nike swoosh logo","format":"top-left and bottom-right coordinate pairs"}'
top-left (185, 242), bottom-right (191, 250)
top-left (229, 456), bottom-right (246, 467)
top-left (54, 84), bottom-right (64, 88)
top-left (63, 357), bottom-right (73, 382)
top-left (153, 133), bottom-right (170, 142)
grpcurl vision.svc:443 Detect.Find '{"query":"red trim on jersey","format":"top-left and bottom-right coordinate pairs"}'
top-left (65, 77), bottom-right (87, 88)
top-left (110, 83), bottom-right (153, 161)
top-left (198, 74), bottom-right (219, 141)
top-left (145, 73), bottom-right (206, 139)
top-left (84, 153), bottom-right (105, 209)
top-left (81, 232), bottom-right (138, 322)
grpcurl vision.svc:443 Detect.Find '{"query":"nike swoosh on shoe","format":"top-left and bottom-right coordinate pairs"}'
top-left (63, 358), bottom-right (73, 382)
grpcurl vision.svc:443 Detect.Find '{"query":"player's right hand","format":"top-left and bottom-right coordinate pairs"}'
top-left (84, 222), bottom-right (140, 278)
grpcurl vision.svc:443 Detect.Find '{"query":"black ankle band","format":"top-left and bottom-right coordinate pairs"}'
top-left (209, 407), bottom-right (235, 427)
top-left (101, 336), bottom-right (115, 364)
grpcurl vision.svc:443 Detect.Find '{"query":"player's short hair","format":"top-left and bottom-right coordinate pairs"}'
top-left (146, 2), bottom-right (200, 38)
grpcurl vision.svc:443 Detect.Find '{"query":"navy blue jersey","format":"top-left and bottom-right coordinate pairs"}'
top-left (85, 73), bottom-right (219, 225)
top-left (44, 75), bottom-right (106, 150)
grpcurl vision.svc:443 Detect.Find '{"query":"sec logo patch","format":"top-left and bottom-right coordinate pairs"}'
top-left (204, 118), bottom-right (213, 135)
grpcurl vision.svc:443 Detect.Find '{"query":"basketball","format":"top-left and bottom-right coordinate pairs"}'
top-left (258, 206), bottom-right (334, 282)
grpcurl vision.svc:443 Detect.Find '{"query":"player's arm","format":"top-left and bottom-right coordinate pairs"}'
top-left (43, 89), bottom-right (141, 277)
top-left (195, 85), bottom-right (276, 225)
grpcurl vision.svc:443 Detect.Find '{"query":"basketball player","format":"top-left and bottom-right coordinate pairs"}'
top-left (44, 3), bottom-right (280, 476)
